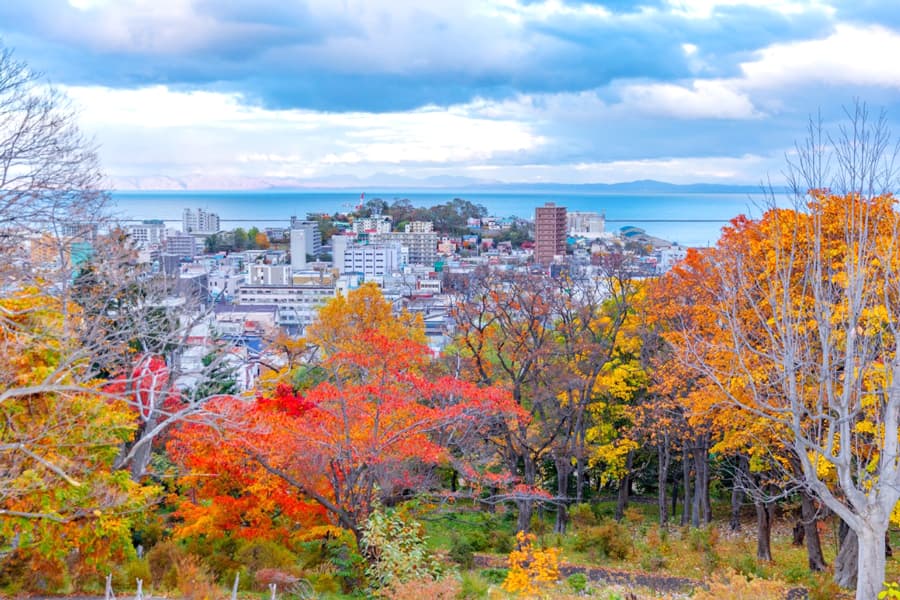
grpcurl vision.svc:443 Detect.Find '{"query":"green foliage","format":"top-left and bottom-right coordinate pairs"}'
top-left (459, 571), bottom-right (489, 599)
top-left (730, 553), bottom-right (766, 579)
top-left (567, 572), bottom-right (588, 593)
top-left (479, 567), bottom-right (509, 584)
top-left (361, 504), bottom-right (441, 590)
top-left (448, 535), bottom-right (475, 569)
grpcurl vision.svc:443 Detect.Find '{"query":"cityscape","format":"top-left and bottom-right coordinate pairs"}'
top-left (4, 2), bottom-right (900, 599)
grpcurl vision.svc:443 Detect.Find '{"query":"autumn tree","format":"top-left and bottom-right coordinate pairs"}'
top-left (662, 105), bottom-right (900, 599)
top-left (173, 286), bottom-right (521, 549)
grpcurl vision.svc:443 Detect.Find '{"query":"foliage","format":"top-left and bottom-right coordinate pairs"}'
top-left (361, 504), bottom-right (441, 590)
top-left (567, 572), bottom-right (588, 593)
top-left (378, 575), bottom-right (462, 600)
top-left (503, 531), bottom-right (561, 596)
top-left (572, 520), bottom-right (630, 559)
top-left (692, 569), bottom-right (786, 600)
top-left (881, 582), bottom-right (900, 600)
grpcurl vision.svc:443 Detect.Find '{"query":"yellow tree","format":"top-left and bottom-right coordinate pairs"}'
top-left (664, 105), bottom-right (900, 599)
top-left (0, 290), bottom-right (156, 590)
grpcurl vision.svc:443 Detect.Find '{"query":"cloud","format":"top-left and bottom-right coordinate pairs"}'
top-left (619, 80), bottom-right (758, 119)
top-left (0, 0), bottom-right (843, 111)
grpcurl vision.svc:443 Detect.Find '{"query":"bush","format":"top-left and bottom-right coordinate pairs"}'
top-left (639, 553), bottom-right (667, 571)
top-left (567, 572), bottom-right (588, 593)
top-left (479, 568), bottom-right (508, 584)
top-left (502, 531), bottom-right (561, 595)
top-left (175, 555), bottom-right (220, 600)
top-left (234, 539), bottom-right (298, 576)
top-left (459, 571), bottom-right (489, 599)
top-left (118, 557), bottom-right (152, 590)
top-left (693, 569), bottom-right (785, 600)
top-left (362, 503), bottom-right (441, 590)
top-left (377, 575), bottom-right (461, 599)
top-left (568, 504), bottom-right (598, 530)
top-left (572, 520), bottom-right (630, 560)
top-left (490, 531), bottom-right (513, 554)
top-left (146, 540), bottom-right (187, 590)
top-left (730, 553), bottom-right (766, 579)
top-left (449, 536), bottom-right (475, 569)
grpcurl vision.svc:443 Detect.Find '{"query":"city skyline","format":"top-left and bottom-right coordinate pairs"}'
top-left (2, 1), bottom-right (899, 187)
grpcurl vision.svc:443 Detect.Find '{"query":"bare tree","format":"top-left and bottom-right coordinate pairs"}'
top-left (671, 103), bottom-right (900, 600)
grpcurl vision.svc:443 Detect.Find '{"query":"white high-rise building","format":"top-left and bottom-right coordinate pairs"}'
top-left (183, 208), bottom-right (220, 233)
top-left (289, 218), bottom-right (322, 269)
top-left (341, 241), bottom-right (404, 280)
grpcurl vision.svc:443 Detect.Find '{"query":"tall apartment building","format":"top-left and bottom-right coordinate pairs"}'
top-left (534, 202), bottom-right (567, 264)
top-left (126, 220), bottom-right (167, 248)
top-left (183, 208), bottom-right (220, 233)
top-left (289, 218), bottom-right (322, 270)
top-left (372, 231), bottom-right (438, 267)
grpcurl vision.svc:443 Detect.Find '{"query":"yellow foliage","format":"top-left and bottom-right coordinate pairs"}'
top-left (503, 531), bottom-right (561, 597)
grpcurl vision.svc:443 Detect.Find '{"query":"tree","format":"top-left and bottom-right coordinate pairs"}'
top-left (661, 105), bottom-right (900, 599)
top-left (173, 286), bottom-right (522, 548)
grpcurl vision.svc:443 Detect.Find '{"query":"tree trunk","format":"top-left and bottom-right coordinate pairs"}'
top-left (681, 447), bottom-right (692, 526)
top-left (730, 456), bottom-right (747, 532)
top-left (854, 526), bottom-right (887, 600)
top-left (614, 451), bottom-right (633, 521)
top-left (516, 453), bottom-right (537, 532)
top-left (657, 443), bottom-right (670, 526)
top-left (691, 436), bottom-right (711, 527)
top-left (554, 458), bottom-right (570, 534)
top-left (671, 478), bottom-right (679, 520)
top-left (834, 521), bottom-right (857, 590)
top-left (800, 490), bottom-right (827, 571)
top-left (755, 499), bottom-right (774, 561)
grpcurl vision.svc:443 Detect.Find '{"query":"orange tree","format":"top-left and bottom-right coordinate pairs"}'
top-left (172, 286), bottom-right (521, 549)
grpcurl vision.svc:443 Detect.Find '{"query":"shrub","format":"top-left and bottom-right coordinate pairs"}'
top-left (568, 504), bottom-right (598, 530)
top-left (362, 503), bottom-right (441, 590)
top-left (459, 571), bottom-right (489, 599)
top-left (449, 536), bottom-right (475, 569)
top-left (693, 569), bottom-right (785, 600)
top-left (805, 572), bottom-right (845, 600)
top-left (490, 531), bottom-right (514, 554)
top-left (730, 553), bottom-right (766, 579)
top-left (175, 555), bottom-right (220, 600)
top-left (567, 572), bottom-right (588, 593)
top-left (146, 540), bottom-right (187, 590)
top-left (502, 531), bottom-right (561, 595)
top-left (572, 520), bottom-right (630, 560)
top-left (479, 567), bottom-right (508, 584)
top-left (234, 539), bottom-right (298, 576)
top-left (639, 553), bottom-right (667, 571)
top-left (377, 575), bottom-right (461, 600)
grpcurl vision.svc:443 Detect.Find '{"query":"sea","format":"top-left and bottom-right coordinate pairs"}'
top-left (110, 189), bottom-right (774, 248)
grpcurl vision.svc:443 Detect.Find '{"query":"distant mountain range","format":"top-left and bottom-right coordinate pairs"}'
top-left (105, 174), bottom-right (770, 194)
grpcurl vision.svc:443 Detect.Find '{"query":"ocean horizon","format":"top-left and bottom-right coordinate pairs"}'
top-left (111, 189), bottom-right (776, 248)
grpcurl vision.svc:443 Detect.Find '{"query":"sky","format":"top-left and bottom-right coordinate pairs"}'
top-left (2, 0), bottom-right (900, 187)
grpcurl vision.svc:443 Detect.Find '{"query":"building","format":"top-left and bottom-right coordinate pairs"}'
top-left (567, 211), bottom-right (605, 239)
top-left (183, 208), bottom-right (220, 233)
top-left (248, 264), bottom-right (292, 286)
top-left (341, 241), bottom-right (404, 280)
top-left (289, 218), bottom-right (322, 269)
top-left (534, 202), bottom-right (567, 264)
top-left (236, 283), bottom-right (335, 329)
top-left (61, 222), bottom-right (99, 243)
top-left (165, 231), bottom-right (198, 257)
top-left (404, 221), bottom-right (434, 233)
top-left (372, 231), bottom-right (438, 267)
top-left (126, 220), bottom-right (166, 248)
top-left (352, 216), bottom-right (393, 235)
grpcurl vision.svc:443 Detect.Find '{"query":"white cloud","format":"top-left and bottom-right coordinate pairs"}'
top-left (63, 84), bottom-right (544, 176)
top-left (619, 80), bottom-right (759, 119)
top-left (739, 24), bottom-right (900, 90)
